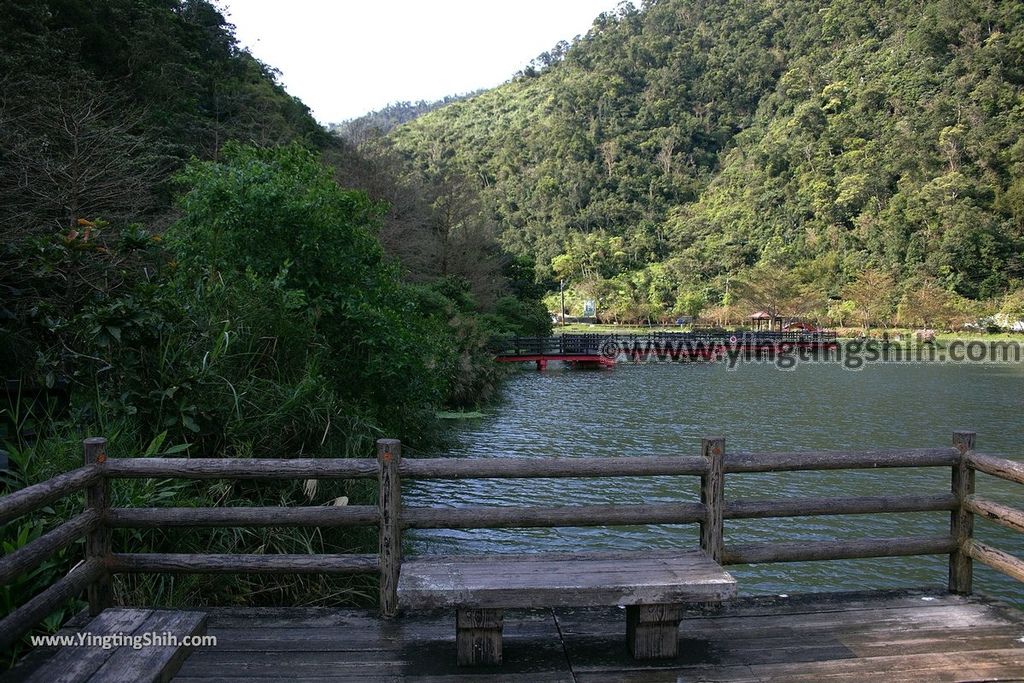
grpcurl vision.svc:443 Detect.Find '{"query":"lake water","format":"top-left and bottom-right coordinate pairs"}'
top-left (406, 358), bottom-right (1024, 606)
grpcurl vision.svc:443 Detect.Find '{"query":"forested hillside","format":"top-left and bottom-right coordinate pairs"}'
top-left (1, 0), bottom-right (547, 440)
top-left (380, 0), bottom-right (1024, 327)
top-left (0, 0), bottom-right (325, 234)
top-left (329, 93), bottom-right (483, 144)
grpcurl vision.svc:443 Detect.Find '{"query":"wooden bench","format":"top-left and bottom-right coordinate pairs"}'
top-left (398, 549), bottom-right (736, 665)
top-left (14, 608), bottom-right (207, 682)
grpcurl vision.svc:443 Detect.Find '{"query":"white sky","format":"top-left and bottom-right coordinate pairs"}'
top-left (222, 0), bottom-right (620, 124)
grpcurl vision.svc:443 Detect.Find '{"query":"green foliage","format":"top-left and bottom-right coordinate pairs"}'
top-left (171, 144), bottom-right (386, 294)
top-left (163, 143), bottom-right (459, 446)
top-left (1002, 289), bottom-right (1024, 321)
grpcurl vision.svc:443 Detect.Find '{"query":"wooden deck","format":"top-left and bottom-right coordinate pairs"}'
top-left (12, 589), bottom-right (1022, 682)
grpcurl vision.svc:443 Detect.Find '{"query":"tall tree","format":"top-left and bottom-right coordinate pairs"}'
top-left (843, 270), bottom-right (898, 331)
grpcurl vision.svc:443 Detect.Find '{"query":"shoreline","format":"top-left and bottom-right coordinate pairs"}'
top-left (551, 324), bottom-right (1024, 343)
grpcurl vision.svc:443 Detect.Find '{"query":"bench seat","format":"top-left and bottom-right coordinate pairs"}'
top-left (398, 549), bottom-right (736, 664)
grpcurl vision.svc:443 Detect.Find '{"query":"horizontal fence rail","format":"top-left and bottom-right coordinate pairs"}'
top-left (395, 449), bottom-right (959, 480)
top-left (0, 439), bottom-right (110, 651)
top-left (722, 494), bottom-right (958, 519)
top-left (401, 503), bottom-right (707, 529)
top-left (724, 448), bottom-right (958, 472)
top-left (0, 559), bottom-right (104, 652)
top-left (965, 496), bottom-right (1024, 534)
top-left (968, 452), bottom-right (1024, 485)
top-left (1, 431), bottom-right (1022, 650)
top-left (960, 448), bottom-right (1024, 588)
top-left (0, 511), bottom-right (100, 586)
top-left (0, 465), bottom-right (101, 525)
top-left (964, 540), bottom-right (1024, 583)
top-left (106, 506), bottom-right (379, 528)
top-left (399, 456), bottom-right (706, 479)
top-left (104, 458), bottom-right (379, 480)
top-left (722, 536), bottom-right (957, 565)
top-left (108, 553), bottom-right (379, 575)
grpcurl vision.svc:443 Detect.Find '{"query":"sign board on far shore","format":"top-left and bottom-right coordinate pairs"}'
top-left (583, 300), bottom-right (596, 318)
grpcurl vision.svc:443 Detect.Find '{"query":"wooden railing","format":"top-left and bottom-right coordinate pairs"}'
top-left (1, 431), bottom-right (1023, 647)
top-left (960, 446), bottom-right (1024, 590)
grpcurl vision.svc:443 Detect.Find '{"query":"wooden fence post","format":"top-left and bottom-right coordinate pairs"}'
top-left (377, 438), bottom-right (402, 618)
top-left (83, 437), bottom-right (111, 615)
top-left (701, 437), bottom-right (725, 563)
top-left (949, 431), bottom-right (976, 594)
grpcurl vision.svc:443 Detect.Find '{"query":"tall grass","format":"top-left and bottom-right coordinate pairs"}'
top-left (1, 412), bottom-right (383, 665)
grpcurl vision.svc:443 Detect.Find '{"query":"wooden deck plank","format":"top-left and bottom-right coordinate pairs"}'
top-left (201, 606), bottom-right (556, 629)
top-left (175, 674), bottom-right (574, 683)
top-left (89, 610), bottom-right (206, 683)
top-left (175, 679), bottom-right (398, 683)
top-left (2, 609), bottom-right (205, 683)
top-left (556, 601), bottom-right (1015, 637)
top-left (174, 607), bottom-right (571, 680)
top-left (559, 594), bottom-right (1024, 682)
top-left (193, 621), bottom-right (556, 652)
top-left (745, 649), bottom-right (1024, 681)
top-left (21, 609), bottom-right (154, 683)
top-left (174, 640), bottom-right (572, 678)
top-left (573, 650), bottom-right (1024, 683)
top-left (10, 590), bottom-right (1024, 682)
top-left (690, 588), bottom-right (974, 615)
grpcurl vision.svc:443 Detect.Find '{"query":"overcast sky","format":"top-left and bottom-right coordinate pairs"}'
top-left (222, 0), bottom-right (620, 125)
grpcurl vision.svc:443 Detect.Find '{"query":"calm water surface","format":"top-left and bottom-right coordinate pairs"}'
top-left (406, 360), bottom-right (1024, 605)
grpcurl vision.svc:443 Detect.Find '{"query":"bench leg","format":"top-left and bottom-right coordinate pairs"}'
top-left (456, 608), bottom-right (503, 666)
top-left (626, 604), bottom-right (683, 659)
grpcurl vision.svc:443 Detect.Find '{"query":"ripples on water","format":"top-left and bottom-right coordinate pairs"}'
top-left (405, 361), bottom-right (1024, 605)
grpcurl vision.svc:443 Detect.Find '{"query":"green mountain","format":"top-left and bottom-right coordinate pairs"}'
top-left (382, 0), bottom-right (1024, 324)
top-left (329, 93), bottom-right (484, 144)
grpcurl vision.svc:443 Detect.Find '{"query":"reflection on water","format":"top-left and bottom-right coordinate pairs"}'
top-left (405, 361), bottom-right (1024, 605)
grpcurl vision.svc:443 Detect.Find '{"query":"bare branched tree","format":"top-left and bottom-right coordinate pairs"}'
top-left (332, 140), bottom-right (508, 308)
top-left (0, 77), bottom-right (158, 241)
top-left (731, 263), bottom-right (802, 322)
top-left (843, 269), bottom-right (897, 330)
